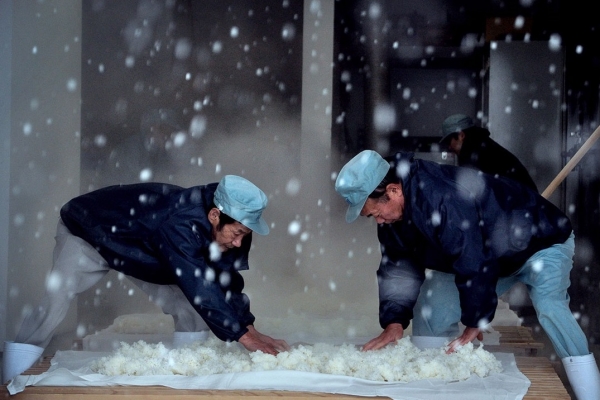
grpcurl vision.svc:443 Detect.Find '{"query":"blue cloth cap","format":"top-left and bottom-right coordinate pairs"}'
top-left (214, 175), bottom-right (269, 235)
top-left (335, 150), bottom-right (391, 223)
top-left (440, 114), bottom-right (474, 144)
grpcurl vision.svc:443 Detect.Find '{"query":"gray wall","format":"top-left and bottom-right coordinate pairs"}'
top-left (0, 0), bottom-right (13, 344)
top-left (489, 41), bottom-right (564, 201)
top-left (1, 0), bottom-right (82, 346)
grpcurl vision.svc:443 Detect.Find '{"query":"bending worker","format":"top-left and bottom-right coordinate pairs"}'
top-left (334, 149), bottom-right (599, 400)
top-left (3, 175), bottom-right (289, 383)
top-left (440, 113), bottom-right (538, 191)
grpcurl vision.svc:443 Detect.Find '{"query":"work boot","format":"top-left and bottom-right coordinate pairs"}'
top-left (562, 353), bottom-right (600, 400)
top-left (2, 341), bottom-right (44, 383)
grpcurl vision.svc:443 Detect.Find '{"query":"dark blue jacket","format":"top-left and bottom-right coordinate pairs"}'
top-left (458, 127), bottom-right (538, 191)
top-left (377, 153), bottom-right (572, 330)
top-left (60, 182), bottom-right (256, 342)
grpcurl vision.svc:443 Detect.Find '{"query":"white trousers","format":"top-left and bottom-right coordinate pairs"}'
top-left (15, 219), bottom-right (207, 349)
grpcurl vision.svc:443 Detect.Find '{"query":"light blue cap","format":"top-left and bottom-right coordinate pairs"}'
top-left (440, 114), bottom-right (474, 144)
top-left (214, 175), bottom-right (269, 235)
top-left (335, 150), bottom-right (390, 223)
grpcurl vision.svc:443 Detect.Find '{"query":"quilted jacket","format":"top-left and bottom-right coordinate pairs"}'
top-left (60, 182), bottom-right (255, 342)
top-left (376, 152), bottom-right (571, 330)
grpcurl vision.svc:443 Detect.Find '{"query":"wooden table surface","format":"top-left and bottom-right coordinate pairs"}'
top-left (1, 355), bottom-right (570, 399)
top-left (1, 326), bottom-right (571, 399)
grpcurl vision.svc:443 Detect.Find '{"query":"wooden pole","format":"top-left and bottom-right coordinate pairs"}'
top-left (541, 124), bottom-right (600, 199)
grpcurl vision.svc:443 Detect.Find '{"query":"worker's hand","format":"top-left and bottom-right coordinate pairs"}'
top-left (446, 327), bottom-right (483, 354)
top-left (238, 325), bottom-right (290, 356)
top-left (361, 323), bottom-right (404, 352)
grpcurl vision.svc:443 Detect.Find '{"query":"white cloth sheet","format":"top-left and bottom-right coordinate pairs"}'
top-left (8, 350), bottom-right (529, 399)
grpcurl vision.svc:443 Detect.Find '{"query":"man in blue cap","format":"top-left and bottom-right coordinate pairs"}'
top-left (335, 150), bottom-right (599, 400)
top-left (440, 113), bottom-right (538, 191)
top-left (3, 175), bottom-right (289, 383)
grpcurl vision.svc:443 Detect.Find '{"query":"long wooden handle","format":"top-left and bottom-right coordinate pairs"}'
top-left (541, 125), bottom-right (600, 199)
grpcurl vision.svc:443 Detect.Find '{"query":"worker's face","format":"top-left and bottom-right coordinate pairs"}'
top-left (209, 209), bottom-right (252, 252)
top-left (447, 131), bottom-right (465, 155)
top-left (360, 184), bottom-right (405, 224)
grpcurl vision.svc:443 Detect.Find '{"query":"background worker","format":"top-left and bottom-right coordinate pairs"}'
top-left (3, 175), bottom-right (289, 383)
top-left (440, 113), bottom-right (538, 191)
top-left (335, 149), bottom-right (599, 400)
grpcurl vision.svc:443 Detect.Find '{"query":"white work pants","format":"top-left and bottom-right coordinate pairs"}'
top-left (15, 219), bottom-right (207, 349)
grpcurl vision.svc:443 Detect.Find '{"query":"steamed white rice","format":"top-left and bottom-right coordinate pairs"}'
top-left (91, 335), bottom-right (502, 382)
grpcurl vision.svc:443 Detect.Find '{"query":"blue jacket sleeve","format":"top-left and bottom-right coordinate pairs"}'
top-left (377, 226), bottom-right (425, 329)
top-left (418, 199), bottom-right (500, 329)
top-left (152, 219), bottom-right (255, 342)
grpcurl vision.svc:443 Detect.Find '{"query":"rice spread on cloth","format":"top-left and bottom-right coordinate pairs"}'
top-left (91, 335), bottom-right (502, 382)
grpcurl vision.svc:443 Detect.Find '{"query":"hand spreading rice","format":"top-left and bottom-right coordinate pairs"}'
top-left (91, 335), bottom-right (502, 382)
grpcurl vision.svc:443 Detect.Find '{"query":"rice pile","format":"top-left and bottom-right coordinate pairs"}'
top-left (91, 335), bottom-right (502, 382)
